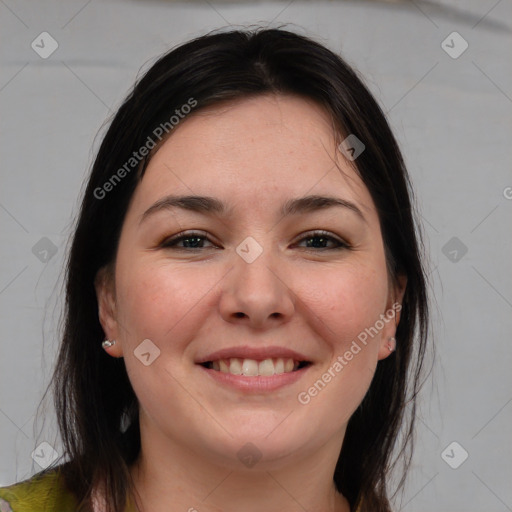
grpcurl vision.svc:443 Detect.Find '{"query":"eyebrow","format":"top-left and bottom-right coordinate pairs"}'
top-left (140, 194), bottom-right (367, 224)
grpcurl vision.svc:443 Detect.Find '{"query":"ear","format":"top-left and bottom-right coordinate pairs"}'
top-left (377, 273), bottom-right (407, 361)
top-left (94, 265), bottom-right (124, 358)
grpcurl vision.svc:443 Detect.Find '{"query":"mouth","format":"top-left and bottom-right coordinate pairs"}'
top-left (199, 357), bottom-right (312, 377)
top-left (195, 346), bottom-right (313, 391)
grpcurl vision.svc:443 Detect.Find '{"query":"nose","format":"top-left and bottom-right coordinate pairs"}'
top-left (218, 245), bottom-right (295, 329)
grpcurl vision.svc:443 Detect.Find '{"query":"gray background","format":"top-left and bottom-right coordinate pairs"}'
top-left (1, 1), bottom-right (511, 511)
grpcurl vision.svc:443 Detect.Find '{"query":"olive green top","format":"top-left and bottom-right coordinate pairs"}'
top-left (0, 468), bottom-right (137, 512)
top-left (0, 468), bottom-right (362, 511)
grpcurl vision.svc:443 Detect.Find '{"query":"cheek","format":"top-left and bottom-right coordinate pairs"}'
top-left (116, 258), bottom-right (226, 353)
top-left (298, 260), bottom-right (388, 346)
top-left (293, 269), bottom-right (387, 433)
top-left (113, 261), bottom-right (215, 413)
top-left (119, 269), bottom-right (174, 335)
top-left (296, 264), bottom-right (389, 421)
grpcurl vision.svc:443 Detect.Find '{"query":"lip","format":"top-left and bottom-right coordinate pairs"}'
top-left (195, 345), bottom-right (311, 365)
top-left (197, 362), bottom-right (312, 392)
top-left (195, 345), bottom-right (313, 393)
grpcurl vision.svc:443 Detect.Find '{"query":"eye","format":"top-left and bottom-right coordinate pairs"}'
top-left (160, 231), bottom-right (217, 250)
top-left (294, 230), bottom-right (350, 250)
top-left (159, 230), bottom-right (349, 252)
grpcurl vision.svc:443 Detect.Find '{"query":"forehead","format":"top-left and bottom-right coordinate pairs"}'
top-left (131, 94), bottom-right (375, 219)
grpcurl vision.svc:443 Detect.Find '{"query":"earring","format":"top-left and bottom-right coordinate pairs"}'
top-left (387, 337), bottom-right (396, 352)
top-left (102, 339), bottom-right (116, 349)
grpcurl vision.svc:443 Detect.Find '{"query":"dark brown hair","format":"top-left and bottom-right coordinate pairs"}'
top-left (45, 27), bottom-right (430, 511)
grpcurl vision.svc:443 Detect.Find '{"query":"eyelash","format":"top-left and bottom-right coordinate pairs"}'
top-left (160, 230), bottom-right (350, 251)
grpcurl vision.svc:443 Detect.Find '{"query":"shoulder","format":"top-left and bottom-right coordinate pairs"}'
top-left (0, 467), bottom-right (78, 512)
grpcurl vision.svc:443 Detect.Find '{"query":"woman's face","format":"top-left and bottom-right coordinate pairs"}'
top-left (97, 94), bottom-right (405, 469)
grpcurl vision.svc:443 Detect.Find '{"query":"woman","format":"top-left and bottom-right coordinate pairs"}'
top-left (0, 27), bottom-right (430, 512)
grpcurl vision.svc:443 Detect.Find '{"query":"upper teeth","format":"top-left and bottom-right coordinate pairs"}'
top-left (210, 358), bottom-right (298, 376)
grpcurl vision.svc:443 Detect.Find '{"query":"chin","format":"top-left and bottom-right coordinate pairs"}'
top-left (200, 418), bottom-right (316, 469)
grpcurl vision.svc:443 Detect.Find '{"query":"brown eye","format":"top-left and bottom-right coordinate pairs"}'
top-left (295, 231), bottom-right (349, 250)
top-left (161, 231), bottom-right (216, 250)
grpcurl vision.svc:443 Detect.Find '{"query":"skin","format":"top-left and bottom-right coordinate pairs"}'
top-left (95, 94), bottom-right (406, 512)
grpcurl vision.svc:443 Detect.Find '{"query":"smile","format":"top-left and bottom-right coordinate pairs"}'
top-left (200, 357), bottom-right (311, 376)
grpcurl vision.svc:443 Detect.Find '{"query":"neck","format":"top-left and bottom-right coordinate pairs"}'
top-left (128, 415), bottom-right (350, 512)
